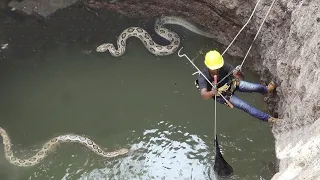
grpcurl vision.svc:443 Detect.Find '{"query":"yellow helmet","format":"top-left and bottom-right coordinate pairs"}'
top-left (204, 50), bottom-right (224, 70)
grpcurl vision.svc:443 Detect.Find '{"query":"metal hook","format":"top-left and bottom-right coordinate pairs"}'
top-left (177, 47), bottom-right (185, 57)
top-left (178, 47), bottom-right (200, 69)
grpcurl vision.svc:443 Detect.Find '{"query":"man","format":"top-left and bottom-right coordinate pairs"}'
top-left (195, 50), bottom-right (280, 123)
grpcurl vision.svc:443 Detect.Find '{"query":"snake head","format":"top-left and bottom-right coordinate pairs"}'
top-left (96, 44), bottom-right (110, 52)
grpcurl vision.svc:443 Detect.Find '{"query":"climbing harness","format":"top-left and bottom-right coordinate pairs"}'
top-left (194, 78), bottom-right (238, 106)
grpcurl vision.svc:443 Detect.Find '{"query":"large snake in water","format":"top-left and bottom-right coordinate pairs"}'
top-left (96, 16), bottom-right (214, 56)
top-left (0, 127), bottom-right (129, 167)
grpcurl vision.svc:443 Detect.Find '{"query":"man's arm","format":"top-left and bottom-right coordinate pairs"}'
top-left (233, 67), bottom-right (244, 79)
top-left (198, 73), bottom-right (217, 100)
top-left (200, 88), bottom-right (217, 100)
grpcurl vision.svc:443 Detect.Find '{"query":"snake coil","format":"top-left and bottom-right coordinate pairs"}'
top-left (0, 127), bottom-right (128, 167)
top-left (96, 16), bottom-right (214, 56)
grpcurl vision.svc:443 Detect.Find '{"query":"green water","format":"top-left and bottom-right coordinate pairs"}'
top-left (0, 9), bottom-right (275, 180)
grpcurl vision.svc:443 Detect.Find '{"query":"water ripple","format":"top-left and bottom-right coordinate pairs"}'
top-left (78, 121), bottom-right (216, 180)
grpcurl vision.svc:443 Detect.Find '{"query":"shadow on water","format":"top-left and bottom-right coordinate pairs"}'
top-left (0, 4), bottom-right (276, 180)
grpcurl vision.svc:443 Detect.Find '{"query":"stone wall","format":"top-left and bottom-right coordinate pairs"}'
top-left (266, 0), bottom-right (320, 179)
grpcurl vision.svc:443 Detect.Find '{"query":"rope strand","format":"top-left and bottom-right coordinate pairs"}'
top-left (214, 82), bottom-right (217, 138)
top-left (215, 93), bottom-right (217, 137)
top-left (213, 0), bottom-right (277, 85)
top-left (221, 0), bottom-right (262, 56)
top-left (239, 0), bottom-right (278, 68)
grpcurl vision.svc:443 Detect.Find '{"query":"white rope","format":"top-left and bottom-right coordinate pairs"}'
top-left (239, 0), bottom-right (278, 68)
top-left (221, 0), bottom-right (262, 56)
top-left (214, 83), bottom-right (217, 138)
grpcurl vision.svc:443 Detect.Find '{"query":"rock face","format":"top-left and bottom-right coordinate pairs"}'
top-left (268, 1), bottom-right (320, 179)
top-left (85, 0), bottom-right (320, 179)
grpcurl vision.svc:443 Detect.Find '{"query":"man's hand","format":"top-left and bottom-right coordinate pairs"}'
top-left (210, 87), bottom-right (218, 96)
top-left (201, 88), bottom-right (218, 100)
top-left (233, 65), bottom-right (244, 80)
top-left (235, 65), bottom-right (241, 71)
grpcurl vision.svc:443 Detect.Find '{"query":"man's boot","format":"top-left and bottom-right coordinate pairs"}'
top-left (267, 81), bottom-right (276, 93)
top-left (268, 117), bottom-right (280, 123)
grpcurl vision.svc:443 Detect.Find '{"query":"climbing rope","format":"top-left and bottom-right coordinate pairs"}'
top-left (218, 0), bottom-right (278, 84)
top-left (221, 0), bottom-right (262, 56)
top-left (239, 0), bottom-right (278, 68)
top-left (214, 75), bottom-right (218, 139)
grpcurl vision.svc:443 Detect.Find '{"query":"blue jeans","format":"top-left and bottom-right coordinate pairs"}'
top-left (216, 80), bottom-right (270, 122)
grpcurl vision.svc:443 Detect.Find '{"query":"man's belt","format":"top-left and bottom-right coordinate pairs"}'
top-left (194, 79), bottom-right (238, 96)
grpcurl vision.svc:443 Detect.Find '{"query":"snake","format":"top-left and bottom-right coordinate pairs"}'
top-left (0, 127), bottom-right (129, 167)
top-left (96, 16), bottom-right (214, 56)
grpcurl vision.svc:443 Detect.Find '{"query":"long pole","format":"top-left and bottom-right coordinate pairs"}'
top-left (213, 75), bottom-right (218, 137)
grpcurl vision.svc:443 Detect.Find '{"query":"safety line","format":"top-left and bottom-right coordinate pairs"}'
top-left (239, 0), bottom-right (278, 68)
top-left (221, 0), bottom-right (262, 56)
top-left (214, 82), bottom-right (217, 139)
top-left (219, 0), bottom-right (278, 84)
